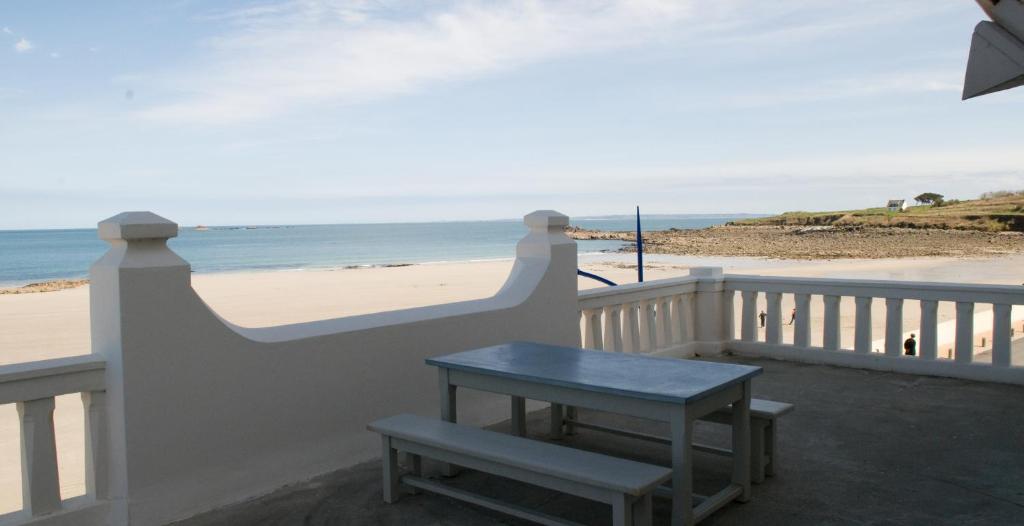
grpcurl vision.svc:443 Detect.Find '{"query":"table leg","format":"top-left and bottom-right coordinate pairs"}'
top-left (731, 380), bottom-right (752, 501)
top-left (670, 407), bottom-right (694, 526)
top-left (565, 405), bottom-right (578, 435)
top-left (439, 369), bottom-right (457, 423)
top-left (511, 396), bottom-right (527, 436)
top-left (549, 403), bottom-right (564, 439)
top-left (438, 369), bottom-right (458, 476)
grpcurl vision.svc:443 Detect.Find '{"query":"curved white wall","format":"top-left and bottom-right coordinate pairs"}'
top-left (89, 210), bottom-right (579, 525)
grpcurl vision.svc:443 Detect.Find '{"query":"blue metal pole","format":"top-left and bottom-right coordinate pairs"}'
top-left (636, 206), bottom-right (644, 283)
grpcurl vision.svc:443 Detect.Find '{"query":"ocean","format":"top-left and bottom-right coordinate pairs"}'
top-left (0, 215), bottom-right (752, 287)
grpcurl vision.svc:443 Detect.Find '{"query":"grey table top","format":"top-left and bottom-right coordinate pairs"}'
top-left (427, 341), bottom-right (761, 404)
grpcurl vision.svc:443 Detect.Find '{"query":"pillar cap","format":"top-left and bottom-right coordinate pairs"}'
top-left (524, 210), bottom-right (569, 230)
top-left (98, 212), bottom-right (178, 241)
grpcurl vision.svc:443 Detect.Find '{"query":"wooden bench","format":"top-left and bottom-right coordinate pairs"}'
top-left (565, 398), bottom-right (793, 484)
top-left (700, 399), bottom-right (794, 483)
top-left (368, 414), bottom-right (672, 526)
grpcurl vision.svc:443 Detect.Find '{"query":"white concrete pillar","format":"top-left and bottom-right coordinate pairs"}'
top-left (854, 297), bottom-right (872, 354)
top-left (885, 298), bottom-right (904, 357)
top-left (919, 300), bottom-right (938, 360)
top-left (690, 267), bottom-right (726, 352)
top-left (740, 291), bottom-right (758, 342)
top-left (18, 397), bottom-right (62, 516)
top-left (794, 293), bottom-right (811, 348)
top-left (823, 295), bottom-right (841, 350)
top-left (765, 292), bottom-right (782, 345)
top-left (992, 303), bottom-right (1012, 367)
top-left (955, 302), bottom-right (975, 363)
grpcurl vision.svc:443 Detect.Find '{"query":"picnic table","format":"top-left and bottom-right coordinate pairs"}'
top-left (427, 341), bottom-right (762, 526)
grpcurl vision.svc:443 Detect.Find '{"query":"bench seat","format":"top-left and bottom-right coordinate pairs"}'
top-left (564, 398), bottom-right (794, 484)
top-left (702, 399), bottom-right (793, 482)
top-left (369, 414), bottom-right (671, 526)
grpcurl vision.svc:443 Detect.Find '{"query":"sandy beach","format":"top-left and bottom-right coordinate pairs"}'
top-left (1, 253), bottom-right (1023, 513)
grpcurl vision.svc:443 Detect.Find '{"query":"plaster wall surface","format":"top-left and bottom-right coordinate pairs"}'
top-left (89, 211), bottom-right (579, 525)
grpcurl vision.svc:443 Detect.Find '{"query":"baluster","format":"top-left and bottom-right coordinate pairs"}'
top-left (673, 294), bottom-right (693, 344)
top-left (765, 292), bottom-right (782, 344)
top-left (82, 390), bottom-right (109, 500)
top-left (992, 304), bottom-right (1011, 367)
top-left (17, 397), bottom-right (62, 516)
top-left (823, 295), bottom-right (841, 350)
top-left (602, 305), bottom-right (623, 352)
top-left (656, 297), bottom-right (674, 348)
top-left (794, 293), bottom-right (811, 348)
top-left (621, 303), bottom-right (641, 353)
top-left (722, 290), bottom-right (736, 341)
top-left (919, 300), bottom-right (938, 360)
top-left (583, 308), bottom-right (604, 350)
top-left (638, 300), bottom-right (657, 352)
top-left (854, 297), bottom-right (872, 353)
top-left (955, 302), bottom-right (974, 363)
top-left (740, 291), bottom-right (758, 342)
top-left (885, 298), bottom-right (904, 357)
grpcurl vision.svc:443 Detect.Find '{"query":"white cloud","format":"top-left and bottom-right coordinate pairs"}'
top-left (132, 0), bottom-right (966, 125)
top-left (49, 51), bottom-right (60, 59)
top-left (134, 0), bottom-right (696, 124)
top-left (2, 27), bottom-right (12, 35)
top-left (14, 37), bottom-right (32, 53)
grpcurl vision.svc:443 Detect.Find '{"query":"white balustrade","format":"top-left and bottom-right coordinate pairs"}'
top-left (0, 354), bottom-right (108, 525)
top-left (578, 274), bottom-right (701, 356)
top-left (582, 272), bottom-right (1024, 385)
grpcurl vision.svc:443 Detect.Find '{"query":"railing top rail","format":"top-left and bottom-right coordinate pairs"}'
top-left (723, 274), bottom-right (1024, 304)
top-left (0, 354), bottom-right (106, 405)
top-left (578, 275), bottom-right (699, 308)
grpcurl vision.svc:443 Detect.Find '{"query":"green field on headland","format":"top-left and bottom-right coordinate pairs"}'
top-left (729, 191), bottom-right (1024, 232)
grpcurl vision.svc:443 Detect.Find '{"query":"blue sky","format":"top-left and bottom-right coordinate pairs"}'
top-left (2, 1), bottom-right (1022, 229)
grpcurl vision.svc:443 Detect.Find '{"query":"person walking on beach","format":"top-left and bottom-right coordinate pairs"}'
top-left (759, 310), bottom-right (766, 328)
top-left (903, 334), bottom-right (917, 356)
top-left (788, 307), bottom-right (797, 325)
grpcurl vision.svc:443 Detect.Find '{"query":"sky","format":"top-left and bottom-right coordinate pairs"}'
top-left (1, 0), bottom-right (1022, 229)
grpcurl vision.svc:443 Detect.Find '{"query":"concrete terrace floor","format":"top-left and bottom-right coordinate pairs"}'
top-left (175, 356), bottom-right (1024, 526)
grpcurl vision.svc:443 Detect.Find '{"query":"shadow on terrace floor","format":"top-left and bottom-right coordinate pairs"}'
top-left (174, 355), bottom-right (1024, 526)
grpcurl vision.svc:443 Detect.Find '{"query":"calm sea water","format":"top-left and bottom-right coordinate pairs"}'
top-left (0, 215), bottom-right (749, 286)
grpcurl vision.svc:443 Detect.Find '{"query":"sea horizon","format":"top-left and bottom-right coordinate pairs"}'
top-left (0, 214), bottom-right (760, 287)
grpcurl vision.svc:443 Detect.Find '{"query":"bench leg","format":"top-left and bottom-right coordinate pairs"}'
top-left (407, 453), bottom-right (422, 495)
top-left (565, 406), bottom-right (578, 435)
top-left (612, 493), bottom-right (634, 526)
top-left (750, 420), bottom-right (767, 484)
top-left (511, 396), bottom-right (527, 437)
top-left (382, 436), bottom-right (400, 504)
top-left (765, 421), bottom-right (777, 477)
top-left (632, 494), bottom-right (653, 526)
top-left (550, 403), bottom-right (564, 439)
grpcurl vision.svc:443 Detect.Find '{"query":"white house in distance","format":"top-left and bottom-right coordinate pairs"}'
top-left (886, 199), bottom-right (908, 212)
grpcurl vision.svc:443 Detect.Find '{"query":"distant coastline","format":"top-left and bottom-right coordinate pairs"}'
top-left (0, 215), bottom-right (749, 288)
